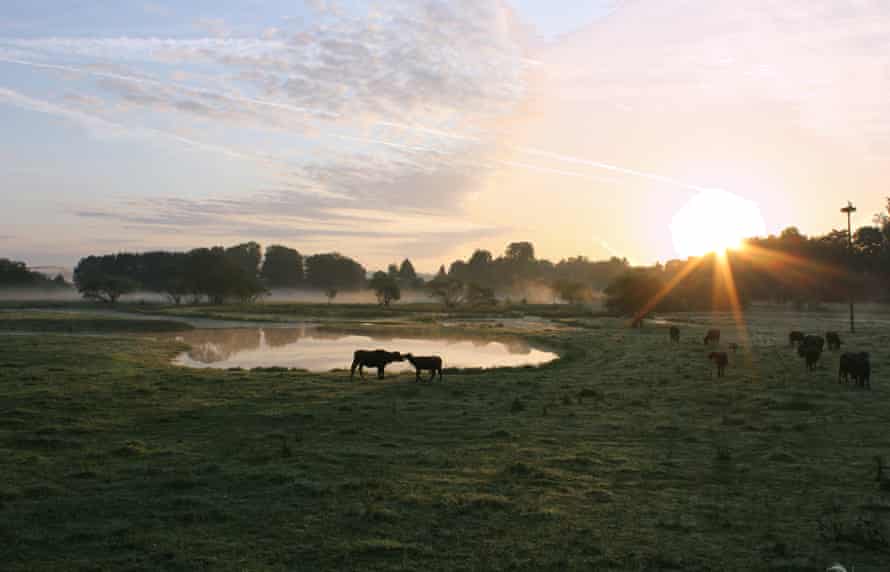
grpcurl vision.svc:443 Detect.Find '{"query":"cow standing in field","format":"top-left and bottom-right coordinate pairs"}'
top-left (350, 350), bottom-right (404, 380)
top-left (789, 331), bottom-right (805, 347)
top-left (709, 352), bottom-right (728, 378)
top-left (703, 329), bottom-right (721, 345)
top-left (404, 354), bottom-right (443, 382)
top-left (797, 335), bottom-right (824, 371)
top-left (839, 352), bottom-right (856, 384)
top-left (826, 331), bottom-right (842, 351)
top-left (669, 326), bottom-right (680, 343)
top-left (839, 352), bottom-right (871, 388)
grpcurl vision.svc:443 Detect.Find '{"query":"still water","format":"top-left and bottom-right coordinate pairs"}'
top-left (171, 327), bottom-right (558, 371)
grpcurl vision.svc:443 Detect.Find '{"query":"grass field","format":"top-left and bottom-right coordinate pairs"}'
top-left (2, 303), bottom-right (889, 570)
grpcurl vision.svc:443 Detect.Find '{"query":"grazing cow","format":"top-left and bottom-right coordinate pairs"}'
top-left (797, 336), bottom-right (824, 371)
top-left (826, 331), bottom-right (842, 351)
top-left (404, 353), bottom-right (443, 382)
top-left (789, 331), bottom-right (805, 347)
top-left (852, 352), bottom-right (872, 389)
top-left (703, 329), bottom-right (721, 345)
top-left (350, 349), bottom-right (404, 380)
top-left (669, 326), bottom-right (680, 343)
top-left (802, 335), bottom-right (824, 352)
top-left (839, 352), bottom-right (857, 384)
top-left (709, 352), bottom-right (728, 377)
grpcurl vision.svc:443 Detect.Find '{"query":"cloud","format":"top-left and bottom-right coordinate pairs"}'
top-left (195, 17), bottom-right (230, 38)
top-left (0, 87), bottom-right (130, 138)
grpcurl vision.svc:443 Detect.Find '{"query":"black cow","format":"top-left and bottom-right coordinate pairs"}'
top-left (703, 329), bottom-right (721, 345)
top-left (350, 349), bottom-right (404, 380)
top-left (797, 335), bottom-right (824, 371)
top-left (839, 352), bottom-right (856, 384)
top-left (404, 354), bottom-right (443, 382)
top-left (709, 352), bottom-right (728, 378)
top-left (840, 352), bottom-right (871, 389)
top-left (856, 352), bottom-right (872, 389)
top-left (826, 331), bottom-right (842, 351)
top-left (789, 331), bottom-right (805, 347)
top-left (669, 326), bottom-right (680, 343)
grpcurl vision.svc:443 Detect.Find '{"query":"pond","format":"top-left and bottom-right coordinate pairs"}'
top-left (171, 327), bottom-right (558, 371)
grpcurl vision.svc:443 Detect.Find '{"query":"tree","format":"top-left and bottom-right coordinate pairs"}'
top-left (369, 271), bottom-right (401, 306)
top-left (0, 259), bottom-right (67, 288)
top-left (73, 255), bottom-right (138, 303)
top-left (261, 245), bottom-right (304, 288)
top-left (305, 253), bottom-right (367, 292)
top-left (427, 275), bottom-right (465, 308)
top-left (182, 247), bottom-right (266, 304)
top-left (505, 241), bottom-right (535, 262)
top-left (854, 227), bottom-right (884, 259)
top-left (465, 283), bottom-right (497, 307)
top-left (225, 242), bottom-right (262, 277)
top-left (140, 251), bottom-right (189, 304)
top-left (183, 248), bottom-right (230, 304)
top-left (553, 280), bottom-right (593, 304)
top-left (397, 259), bottom-right (423, 288)
top-left (604, 270), bottom-right (664, 317)
top-left (466, 249), bottom-right (494, 287)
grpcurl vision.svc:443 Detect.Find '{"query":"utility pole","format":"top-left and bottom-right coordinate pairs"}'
top-left (841, 201), bottom-right (857, 333)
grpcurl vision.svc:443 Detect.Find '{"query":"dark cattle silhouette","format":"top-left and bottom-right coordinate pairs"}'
top-left (350, 349), bottom-right (404, 380)
top-left (839, 352), bottom-right (871, 389)
top-left (404, 353), bottom-right (443, 382)
top-left (797, 336), bottom-right (824, 371)
top-left (856, 352), bottom-right (872, 389)
top-left (802, 335), bottom-right (824, 352)
top-left (703, 329), bottom-right (721, 345)
top-left (826, 331), bottom-right (842, 351)
top-left (839, 352), bottom-right (856, 384)
top-left (789, 331), bottom-right (805, 347)
top-left (709, 352), bottom-right (728, 377)
top-left (669, 326), bottom-right (680, 343)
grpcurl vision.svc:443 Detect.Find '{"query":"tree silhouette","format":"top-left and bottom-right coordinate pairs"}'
top-left (73, 256), bottom-right (139, 303)
top-left (261, 245), bottom-right (304, 287)
top-left (369, 271), bottom-right (401, 306)
top-left (305, 253), bottom-right (366, 292)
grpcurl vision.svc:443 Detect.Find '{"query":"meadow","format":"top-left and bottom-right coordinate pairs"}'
top-left (1, 302), bottom-right (889, 571)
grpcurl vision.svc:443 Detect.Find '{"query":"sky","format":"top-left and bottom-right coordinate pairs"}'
top-left (2, 0), bottom-right (888, 271)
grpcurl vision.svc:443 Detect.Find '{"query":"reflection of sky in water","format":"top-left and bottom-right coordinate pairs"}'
top-left (172, 328), bottom-right (558, 371)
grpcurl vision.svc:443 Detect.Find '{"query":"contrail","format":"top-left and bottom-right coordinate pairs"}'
top-left (0, 56), bottom-right (341, 119)
top-left (0, 56), bottom-right (709, 191)
top-left (510, 146), bottom-right (709, 192)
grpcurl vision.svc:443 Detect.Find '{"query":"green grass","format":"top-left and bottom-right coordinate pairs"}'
top-left (1, 307), bottom-right (890, 570)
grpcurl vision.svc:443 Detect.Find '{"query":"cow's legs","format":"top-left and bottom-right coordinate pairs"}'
top-left (350, 360), bottom-right (358, 380)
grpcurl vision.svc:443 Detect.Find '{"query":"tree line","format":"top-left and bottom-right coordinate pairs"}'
top-left (605, 199), bottom-right (890, 317)
top-left (68, 240), bottom-right (632, 306)
top-left (0, 259), bottom-right (68, 289)
top-left (36, 197), bottom-right (890, 310)
top-left (71, 243), bottom-right (422, 305)
top-left (428, 241), bottom-right (630, 306)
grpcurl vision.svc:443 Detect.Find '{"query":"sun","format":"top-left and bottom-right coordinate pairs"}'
top-left (670, 189), bottom-right (767, 258)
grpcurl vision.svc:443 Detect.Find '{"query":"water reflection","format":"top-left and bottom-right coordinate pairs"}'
top-left (171, 327), bottom-right (557, 371)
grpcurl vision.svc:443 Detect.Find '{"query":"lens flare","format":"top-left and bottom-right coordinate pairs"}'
top-left (671, 189), bottom-right (767, 258)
